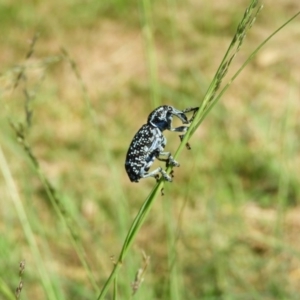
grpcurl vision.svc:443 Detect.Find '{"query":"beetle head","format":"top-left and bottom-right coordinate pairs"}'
top-left (148, 105), bottom-right (189, 131)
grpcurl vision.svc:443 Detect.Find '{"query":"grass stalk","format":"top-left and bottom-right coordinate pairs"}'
top-left (140, 0), bottom-right (160, 108)
top-left (97, 1), bottom-right (300, 298)
top-left (191, 9), bottom-right (300, 137)
top-left (175, 0), bottom-right (263, 160)
top-left (9, 122), bottom-right (99, 294)
top-left (6, 37), bottom-right (101, 294)
top-left (0, 278), bottom-right (15, 300)
top-left (163, 197), bottom-right (181, 300)
top-left (61, 48), bottom-right (98, 126)
top-left (0, 145), bottom-right (59, 300)
top-left (97, 182), bottom-right (163, 299)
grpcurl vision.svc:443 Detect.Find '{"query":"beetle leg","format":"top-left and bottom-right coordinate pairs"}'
top-left (182, 107), bottom-right (199, 122)
top-left (177, 108), bottom-right (199, 150)
top-left (157, 152), bottom-right (180, 167)
top-left (140, 167), bottom-right (172, 182)
top-left (169, 126), bottom-right (188, 133)
top-left (179, 134), bottom-right (192, 150)
top-left (155, 174), bottom-right (160, 182)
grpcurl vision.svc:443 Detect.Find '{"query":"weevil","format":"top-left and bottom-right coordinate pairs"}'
top-left (125, 105), bottom-right (198, 183)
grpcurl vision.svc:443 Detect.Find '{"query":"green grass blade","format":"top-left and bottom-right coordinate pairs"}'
top-left (174, 4), bottom-right (300, 159)
top-left (0, 145), bottom-right (59, 300)
top-left (97, 2), bottom-right (300, 299)
top-left (140, 0), bottom-right (160, 108)
top-left (9, 123), bottom-right (99, 294)
top-left (175, 0), bottom-right (263, 159)
top-left (191, 9), bottom-right (300, 135)
top-left (0, 278), bottom-right (16, 300)
top-left (97, 182), bottom-right (163, 299)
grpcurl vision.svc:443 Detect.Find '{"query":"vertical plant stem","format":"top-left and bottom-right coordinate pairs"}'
top-left (97, 181), bottom-right (163, 299)
top-left (163, 197), bottom-right (181, 300)
top-left (97, 2), bottom-right (300, 299)
top-left (9, 122), bottom-right (99, 293)
top-left (0, 145), bottom-right (58, 300)
top-left (140, 0), bottom-right (160, 108)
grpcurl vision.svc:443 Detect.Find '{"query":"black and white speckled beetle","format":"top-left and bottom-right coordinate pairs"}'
top-left (125, 105), bottom-right (199, 183)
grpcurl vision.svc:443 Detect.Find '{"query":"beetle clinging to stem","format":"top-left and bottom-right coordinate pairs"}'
top-left (125, 105), bottom-right (199, 183)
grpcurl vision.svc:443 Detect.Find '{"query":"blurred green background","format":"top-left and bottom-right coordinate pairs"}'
top-left (1, 0), bottom-right (300, 299)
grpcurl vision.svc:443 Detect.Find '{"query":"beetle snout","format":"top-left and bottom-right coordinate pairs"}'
top-left (173, 111), bottom-right (189, 124)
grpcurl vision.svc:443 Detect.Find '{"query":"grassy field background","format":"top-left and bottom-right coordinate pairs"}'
top-left (1, 0), bottom-right (300, 299)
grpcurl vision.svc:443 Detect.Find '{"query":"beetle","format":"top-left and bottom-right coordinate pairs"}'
top-left (125, 105), bottom-right (198, 182)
